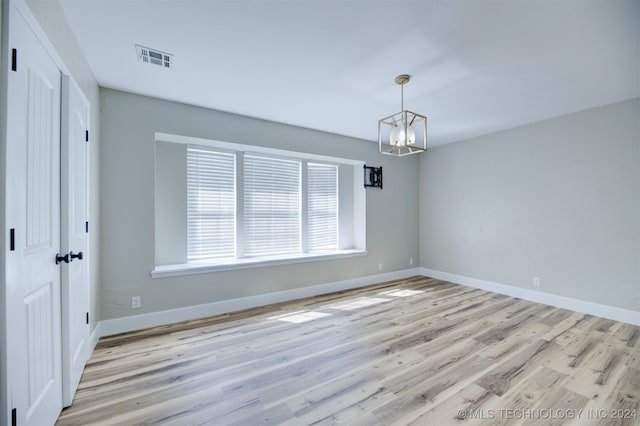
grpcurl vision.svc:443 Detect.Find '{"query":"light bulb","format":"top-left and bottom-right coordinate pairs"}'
top-left (390, 123), bottom-right (416, 147)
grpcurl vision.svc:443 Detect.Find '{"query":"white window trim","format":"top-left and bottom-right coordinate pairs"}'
top-left (153, 132), bottom-right (367, 279)
top-left (151, 249), bottom-right (368, 278)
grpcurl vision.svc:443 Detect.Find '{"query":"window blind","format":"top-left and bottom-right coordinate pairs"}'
top-left (307, 163), bottom-right (338, 251)
top-left (244, 155), bottom-right (300, 257)
top-left (187, 147), bottom-right (236, 261)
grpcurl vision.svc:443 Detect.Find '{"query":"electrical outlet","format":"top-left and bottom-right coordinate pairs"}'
top-left (378, 263), bottom-right (383, 271)
top-left (532, 277), bottom-right (541, 288)
top-left (409, 258), bottom-right (414, 266)
top-left (132, 296), bottom-right (141, 309)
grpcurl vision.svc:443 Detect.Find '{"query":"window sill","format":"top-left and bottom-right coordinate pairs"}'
top-left (151, 249), bottom-right (368, 278)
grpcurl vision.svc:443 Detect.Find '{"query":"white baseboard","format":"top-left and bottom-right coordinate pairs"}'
top-left (89, 321), bottom-right (102, 351)
top-left (420, 267), bottom-right (640, 326)
top-left (99, 268), bottom-right (421, 337)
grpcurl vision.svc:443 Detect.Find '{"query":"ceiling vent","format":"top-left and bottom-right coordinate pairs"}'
top-left (135, 44), bottom-right (173, 69)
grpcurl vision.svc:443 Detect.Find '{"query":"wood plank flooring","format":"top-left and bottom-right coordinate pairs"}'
top-left (56, 277), bottom-right (640, 425)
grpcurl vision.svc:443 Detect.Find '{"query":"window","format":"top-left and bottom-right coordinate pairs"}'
top-left (307, 163), bottom-right (338, 251)
top-left (154, 133), bottom-right (366, 276)
top-left (244, 155), bottom-right (301, 257)
top-left (185, 150), bottom-right (341, 262)
top-left (187, 148), bottom-right (236, 261)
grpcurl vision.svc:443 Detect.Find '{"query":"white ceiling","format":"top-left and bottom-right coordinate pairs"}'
top-left (59, 0), bottom-right (639, 146)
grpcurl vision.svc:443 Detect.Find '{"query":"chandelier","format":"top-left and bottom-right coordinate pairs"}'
top-left (378, 74), bottom-right (427, 156)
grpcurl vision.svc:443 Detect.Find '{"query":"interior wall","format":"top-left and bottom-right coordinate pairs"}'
top-left (420, 98), bottom-right (640, 312)
top-left (154, 141), bottom-right (187, 266)
top-left (100, 88), bottom-right (420, 320)
top-left (24, 0), bottom-right (101, 330)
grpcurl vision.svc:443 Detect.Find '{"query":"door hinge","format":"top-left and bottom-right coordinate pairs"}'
top-left (85, 130), bottom-right (89, 142)
top-left (11, 49), bottom-right (17, 72)
top-left (86, 312), bottom-right (89, 325)
top-left (85, 221), bottom-right (89, 233)
top-left (11, 408), bottom-right (16, 426)
top-left (9, 228), bottom-right (15, 251)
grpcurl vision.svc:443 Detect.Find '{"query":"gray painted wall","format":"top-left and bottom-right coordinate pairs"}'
top-left (420, 98), bottom-right (640, 311)
top-left (100, 88), bottom-right (420, 320)
top-left (25, 0), bottom-right (102, 330)
top-left (155, 141), bottom-right (187, 265)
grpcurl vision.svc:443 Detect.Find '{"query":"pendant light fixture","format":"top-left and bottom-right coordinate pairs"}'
top-left (378, 74), bottom-right (427, 156)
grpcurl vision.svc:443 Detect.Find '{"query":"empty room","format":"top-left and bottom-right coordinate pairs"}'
top-left (1, 0), bottom-right (639, 425)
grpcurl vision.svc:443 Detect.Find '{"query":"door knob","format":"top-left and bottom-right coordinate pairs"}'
top-left (70, 251), bottom-right (84, 261)
top-left (56, 253), bottom-right (70, 264)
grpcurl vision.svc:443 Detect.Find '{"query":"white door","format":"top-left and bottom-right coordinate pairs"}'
top-left (5, 2), bottom-right (63, 425)
top-left (61, 75), bottom-right (90, 407)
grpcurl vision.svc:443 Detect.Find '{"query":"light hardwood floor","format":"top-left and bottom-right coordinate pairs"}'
top-left (56, 276), bottom-right (640, 425)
